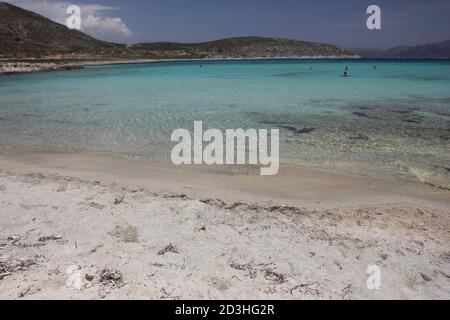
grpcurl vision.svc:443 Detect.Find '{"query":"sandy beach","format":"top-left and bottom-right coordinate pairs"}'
top-left (0, 152), bottom-right (449, 300)
top-left (1, 0), bottom-right (449, 306)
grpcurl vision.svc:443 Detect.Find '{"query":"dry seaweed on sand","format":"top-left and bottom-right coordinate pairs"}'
top-left (264, 270), bottom-right (286, 284)
top-left (158, 243), bottom-right (179, 255)
top-left (290, 282), bottom-right (321, 296)
top-left (114, 194), bottom-right (125, 205)
top-left (0, 258), bottom-right (36, 279)
top-left (99, 268), bottom-right (124, 288)
top-left (38, 235), bottom-right (62, 242)
top-left (229, 261), bottom-right (258, 279)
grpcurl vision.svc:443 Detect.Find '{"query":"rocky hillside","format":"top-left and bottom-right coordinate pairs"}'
top-left (0, 2), bottom-right (357, 60)
top-left (354, 40), bottom-right (450, 59)
top-left (131, 37), bottom-right (358, 59)
top-left (386, 40), bottom-right (450, 59)
top-left (0, 2), bottom-right (123, 58)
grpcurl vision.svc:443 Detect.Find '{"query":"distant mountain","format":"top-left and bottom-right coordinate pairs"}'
top-left (354, 40), bottom-right (450, 59)
top-left (0, 2), bottom-right (124, 58)
top-left (130, 37), bottom-right (358, 59)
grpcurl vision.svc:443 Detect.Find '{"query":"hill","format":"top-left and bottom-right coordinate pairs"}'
top-left (354, 40), bottom-right (450, 59)
top-left (131, 37), bottom-right (358, 59)
top-left (385, 40), bottom-right (450, 59)
top-left (0, 2), bottom-right (124, 58)
top-left (0, 2), bottom-right (357, 60)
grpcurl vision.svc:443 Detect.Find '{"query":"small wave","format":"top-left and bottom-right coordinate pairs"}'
top-left (394, 161), bottom-right (450, 190)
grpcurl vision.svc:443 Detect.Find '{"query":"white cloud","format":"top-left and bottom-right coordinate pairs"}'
top-left (84, 14), bottom-right (132, 37)
top-left (7, 0), bottom-right (132, 39)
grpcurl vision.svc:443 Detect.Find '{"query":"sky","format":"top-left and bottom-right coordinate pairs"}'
top-left (6, 0), bottom-right (450, 49)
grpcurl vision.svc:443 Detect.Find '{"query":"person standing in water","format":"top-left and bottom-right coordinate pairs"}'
top-left (343, 66), bottom-right (349, 77)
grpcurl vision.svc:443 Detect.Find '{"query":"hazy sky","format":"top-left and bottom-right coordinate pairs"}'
top-left (7, 0), bottom-right (450, 48)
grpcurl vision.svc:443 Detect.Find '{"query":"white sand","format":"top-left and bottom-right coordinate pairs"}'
top-left (0, 153), bottom-right (449, 300)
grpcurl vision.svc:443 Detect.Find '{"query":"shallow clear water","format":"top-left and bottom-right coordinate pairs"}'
top-left (0, 59), bottom-right (449, 187)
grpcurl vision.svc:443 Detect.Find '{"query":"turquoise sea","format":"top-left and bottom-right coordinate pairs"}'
top-left (0, 59), bottom-right (449, 188)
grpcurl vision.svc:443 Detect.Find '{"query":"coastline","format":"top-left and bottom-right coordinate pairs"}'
top-left (0, 151), bottom-right (449, 299)
top-left (0, 55), bottom-right (360, 75)
top-left (0, 62), bottom-right (85, 75)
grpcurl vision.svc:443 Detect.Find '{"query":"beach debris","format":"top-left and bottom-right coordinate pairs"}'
top-left (0, 272), bottom-right (12, 280)
top-left (194, 225), bottom-right (207, 232)
top-left (290, 282), bottom-right (320, 296)
top-left (6, 235), bottom-right (24, 245)
top-left (38, 235), bottom-right (63, 243)
top-left (89, 244), bottom-right (104, 254)
top-left (160, 287), bottom-right (181, 300)
top-left (264, 270), bottom-right (286, 284)
top-left (229, 260), bottom-right (276, 280)
top-left (4, 231), bottom-right (63, 248)
top-left (342, 284), bottom-right (353, 300)
top-left (150, 263), bottom-right (165, 268)
top-left (158, 243), bottom-right (179, 255)
top-left (229, 261), bottom-right (257, 279)
top-left (99, 268), bottom-right (124, 288)
top-left (226, 202), bottom-right (245, 210)
top-left (200, 198), bottom-right (226, 207)
top-left (18, 287), bottom-right (32, 298)
top-left (114, 194), bottom-right (125, 205)
top-left (267, 205), bottom-right (304, 215)
top-left (334, 261), bottom-right (343, 270)
top-left (421, 273), bottom-right (432, 282)
top-left (163, 193), bottom-right (188, 200)
top-left (56, 184), bottom-right (67, 192)
top-left (0, 258), bottom-right (36, 280)
top-left (85, 274), bottom-right (95, 282)
top-left (199, 198), bottom-right (307, 216)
